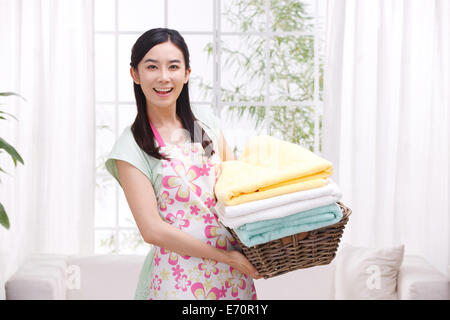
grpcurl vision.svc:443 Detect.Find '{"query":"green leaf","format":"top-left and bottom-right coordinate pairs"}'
top-left (0, 137), bottom-right (24, 166)
top-left (0, 92), bottom-right (27, 101)
top-left (0, 110), bottom-right (19, 121)
top-left (0, 167), bottom-right (10, 176)
top-left (0, 202), bottom-right (10, 230)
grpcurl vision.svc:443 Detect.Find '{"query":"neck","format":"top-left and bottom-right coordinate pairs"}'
top-left (146, 102), bottom-right (179, 128)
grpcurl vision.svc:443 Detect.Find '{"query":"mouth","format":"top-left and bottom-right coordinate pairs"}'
top-left (153, 88), bottom-right (174, 97)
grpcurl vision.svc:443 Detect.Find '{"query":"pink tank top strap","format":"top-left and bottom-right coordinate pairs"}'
top-left (148, 118), bottom-right (166, 147)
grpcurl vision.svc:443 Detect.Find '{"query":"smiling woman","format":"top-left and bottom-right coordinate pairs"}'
top-left (130, 44), bottom-right (188, 118)
top-left (127, 29), bottom-right (215, 160)
top-left (105, 28), bottom-right (260, 300)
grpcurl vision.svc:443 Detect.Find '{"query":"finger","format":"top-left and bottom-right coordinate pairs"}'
top-left (250, 266), bottom-right (260, 277)
top-left (248, 268), bottom-right (260, 279)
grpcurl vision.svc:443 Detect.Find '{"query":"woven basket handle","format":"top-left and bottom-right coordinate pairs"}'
top-left (281, 231), bottom-right (310, 246)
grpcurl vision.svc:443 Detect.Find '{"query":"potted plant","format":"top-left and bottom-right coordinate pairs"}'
top-left (0, 92), bottom-right (25, 230)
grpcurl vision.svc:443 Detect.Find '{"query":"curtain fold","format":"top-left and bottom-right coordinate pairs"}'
top-left (0, 0), bottom-right (95, 294)
top-left (324, 0), bottom-right (449, 275)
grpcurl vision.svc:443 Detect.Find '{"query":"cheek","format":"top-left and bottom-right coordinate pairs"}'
top-left (174, 81), bottom-right (186, 95)
top-left (140, 72), bottom-right (157, 85)
top-left (139, 75), bottom-right (159, 96)
top-left (174, 74), bottom-right (187, 89)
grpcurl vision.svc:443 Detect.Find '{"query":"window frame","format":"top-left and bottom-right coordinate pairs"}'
top-left (94, 0), bottom-right (324, 254)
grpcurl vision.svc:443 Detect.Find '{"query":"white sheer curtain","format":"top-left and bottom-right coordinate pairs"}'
top-left (323, 0), bottom-right (449, 275)
top-left (0, 0), bottom-right (95, 296)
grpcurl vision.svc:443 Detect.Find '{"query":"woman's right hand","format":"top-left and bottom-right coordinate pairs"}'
top-left (225, 250), bottom-right (263, 280)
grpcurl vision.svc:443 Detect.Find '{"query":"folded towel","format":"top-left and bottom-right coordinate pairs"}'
top-left (215, 179), bottom-right (342, 219)
top-left (232, 203), bottom-right (343, 247)
top-left (215, 135), bottom-right (333, 206)
top-left (218, 192), bottom-right (341, 229)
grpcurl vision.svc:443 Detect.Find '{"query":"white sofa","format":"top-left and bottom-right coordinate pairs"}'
top-left (4, 251), bottom-right (449, 300)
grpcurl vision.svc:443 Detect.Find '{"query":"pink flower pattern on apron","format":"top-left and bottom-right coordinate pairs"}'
top-left (147, 120), bottom-right (257, 300)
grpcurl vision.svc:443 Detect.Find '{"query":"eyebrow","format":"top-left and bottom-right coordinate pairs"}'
top-left (143, 58), bottom-right (182, 64)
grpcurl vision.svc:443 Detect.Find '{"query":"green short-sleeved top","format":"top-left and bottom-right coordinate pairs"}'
top-left (105, 105), bottom-right (222, 192)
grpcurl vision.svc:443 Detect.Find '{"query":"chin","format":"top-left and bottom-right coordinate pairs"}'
top-left (152, 100), bottom-right (175, 109)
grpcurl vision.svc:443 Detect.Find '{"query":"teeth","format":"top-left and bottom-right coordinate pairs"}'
top-left (155, 88), bottom-right (172, 92)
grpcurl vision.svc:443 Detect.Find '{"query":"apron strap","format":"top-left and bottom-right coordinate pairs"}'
top-left (148, 118), bottom-right (166, 147)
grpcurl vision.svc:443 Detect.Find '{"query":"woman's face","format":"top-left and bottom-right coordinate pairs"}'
top-left (130, 41), bottom-right (190, 111)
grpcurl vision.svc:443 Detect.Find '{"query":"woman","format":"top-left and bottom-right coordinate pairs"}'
top-left (105, 28), bottom-right (261, 300)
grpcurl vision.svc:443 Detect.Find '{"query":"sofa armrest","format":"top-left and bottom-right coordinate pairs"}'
top-left (65, 254), bottom-right (146, 300)
top-left (5, 254), bottom-right (69, 300)
top-left (397, 255), bottom-right (449, 300)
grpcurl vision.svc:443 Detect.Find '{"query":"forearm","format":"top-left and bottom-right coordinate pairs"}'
top-left (147, 220), bottom-right (231, 265)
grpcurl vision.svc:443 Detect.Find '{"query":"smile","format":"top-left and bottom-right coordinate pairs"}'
top-left (153, 88), bottom-right (173, 95)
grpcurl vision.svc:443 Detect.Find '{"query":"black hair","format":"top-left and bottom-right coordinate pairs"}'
top-left (129, 27), bottom-right (215, 160)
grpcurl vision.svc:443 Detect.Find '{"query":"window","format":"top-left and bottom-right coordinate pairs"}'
top-left (94, 0), bottom-right (326, 254)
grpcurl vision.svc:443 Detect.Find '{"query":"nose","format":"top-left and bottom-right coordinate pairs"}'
top-left (158, 68), bottom-right (170, 82)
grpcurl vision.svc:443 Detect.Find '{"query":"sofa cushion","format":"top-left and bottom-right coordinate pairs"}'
top-left (397, 255), bottom-right (450, 300)
top-left (334, 243), bottom-right (404, 300)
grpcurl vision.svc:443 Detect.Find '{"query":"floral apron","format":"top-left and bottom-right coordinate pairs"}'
top-left (145, 120), bottom-right (257, 300)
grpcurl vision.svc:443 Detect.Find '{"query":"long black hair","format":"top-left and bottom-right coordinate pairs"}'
top-left (130, 28), bottom-right (215, 160)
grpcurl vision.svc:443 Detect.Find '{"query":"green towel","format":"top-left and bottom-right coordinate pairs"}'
top-left (234, 203), bottom-right (343, 247)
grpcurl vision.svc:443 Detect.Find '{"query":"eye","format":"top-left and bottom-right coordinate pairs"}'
top-left (169, 65), bottom-right (180, 70)
top-left (147, 65), bottom-right (157, 70)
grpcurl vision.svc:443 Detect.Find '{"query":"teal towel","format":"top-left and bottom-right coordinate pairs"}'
top-left (234, 203), bottom-right (343, 247)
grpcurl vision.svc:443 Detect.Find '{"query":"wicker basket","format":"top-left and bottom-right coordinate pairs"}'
top-left (227, 202), bottom-right (352, 279)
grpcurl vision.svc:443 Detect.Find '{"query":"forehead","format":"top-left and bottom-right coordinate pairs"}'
top-left (143, 41), bottom-right (184, 63)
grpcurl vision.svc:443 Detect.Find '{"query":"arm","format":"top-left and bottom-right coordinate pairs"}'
top-left (218, 130), bottom-right (236, 162)
top-left (116, 159), bottom-right (261, 279)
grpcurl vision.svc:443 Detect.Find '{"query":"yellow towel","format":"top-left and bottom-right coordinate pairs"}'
top-left (215, 135), bottom-right (333, 206)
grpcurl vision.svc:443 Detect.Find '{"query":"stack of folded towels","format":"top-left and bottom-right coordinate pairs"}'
top-left (214, 135), bottom-right (343, 247)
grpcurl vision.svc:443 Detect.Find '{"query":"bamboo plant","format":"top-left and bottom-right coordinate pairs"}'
top-left (195, 0), bottom-right (324, 152)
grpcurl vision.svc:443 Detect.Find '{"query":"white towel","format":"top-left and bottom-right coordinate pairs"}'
top-left (215, 179), bottom-right (342, 218)
top-left (218, 193), bottom-right (342, 229)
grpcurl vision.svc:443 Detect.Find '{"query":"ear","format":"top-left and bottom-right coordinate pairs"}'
top-left (130, 67), bottom-right (140, 85)
top-left (184, 67), bottom-right (191, 84)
